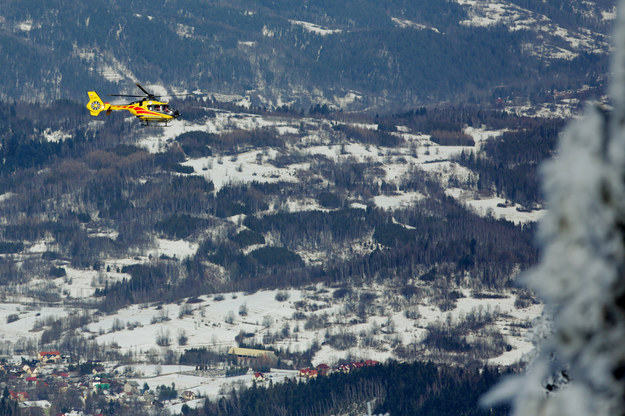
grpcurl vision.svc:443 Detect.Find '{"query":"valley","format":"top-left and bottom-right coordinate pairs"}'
top-left (0, 99), bottom-right (554, 413)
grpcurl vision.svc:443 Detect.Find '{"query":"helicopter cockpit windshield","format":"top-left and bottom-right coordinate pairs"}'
top-left (148, 104), bottom-right (180, 117)
top-left (149, 104), bottom-right (169, 113)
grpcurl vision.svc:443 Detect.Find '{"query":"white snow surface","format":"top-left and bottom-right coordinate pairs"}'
top-left (374, 192), bottom-right (425, 210)
top-left (391, 17), bottom-right (440, 33)
top-left (447, 188), bottom-right (545, 225)
top-left (43, 128), bottom-right (72, 143)
top-left (289, 20), bottom-right (342, 35)
top-left (147, 238), bottom-right (199, 260)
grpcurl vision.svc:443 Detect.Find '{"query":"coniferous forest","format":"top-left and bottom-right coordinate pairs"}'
top-left (194, 361), bottom-right (510, 416)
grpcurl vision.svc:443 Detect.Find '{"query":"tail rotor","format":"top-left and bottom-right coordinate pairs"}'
top-left (86, 92), bottom-right (110, 116)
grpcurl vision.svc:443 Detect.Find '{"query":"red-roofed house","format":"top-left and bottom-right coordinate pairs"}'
top-left (9, 390), bottom-right (29, 402)
top-left (298, 368), bottom-right (318, 379)
top-left (339, 364), bottom-right (351, 373)
top-left (316, 363), bottom-right (331, 376)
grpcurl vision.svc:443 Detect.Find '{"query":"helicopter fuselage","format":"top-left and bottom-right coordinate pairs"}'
top-left (122, 100), bottom-right (181, 123)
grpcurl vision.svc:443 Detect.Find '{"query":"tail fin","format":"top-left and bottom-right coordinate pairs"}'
top-left (86, 92), bottom-right (110, 116)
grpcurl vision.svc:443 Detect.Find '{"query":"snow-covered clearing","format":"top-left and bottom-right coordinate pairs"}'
top-left (446, 188), bottom-right (545, 225)
top-left (391, 17), bottom-right (440, 33)
top-left (374, 192), bottom-right (425, 210)
top-left (289, 20), bottom-right (342, 36)
top-left (43, 128), bottom-right (72, 143)
top-left (147, 238), bottom-right (198, 260)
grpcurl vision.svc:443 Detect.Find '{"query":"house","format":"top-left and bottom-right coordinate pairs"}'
top-left (92, 383), bottom-right (110, 393)
top-left (9, 390), bottom-right (29, 402)
top-left (316, 363), bottom-right (331, 376)
top-left (39, 351), bottom-right (62, 364)
top-left (298, 368), bottom-right (318, 379)
top-left (92, 364), bottom-right (106, 374)
top-left (18, 400), bottom-right (52, 415)
top-left (182, 391), bottom-right (196, 401)
top-left (22, 365), bottom-right (38, 377)
top-left (124, 381), bottom-right (139, 394)
top-left (227, 347), bottom-right (278, 366)
top-left (253, 372), bottom-right (266, 382)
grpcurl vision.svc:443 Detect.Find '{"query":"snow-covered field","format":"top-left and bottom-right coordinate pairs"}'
top-left (289, 20), bottom-right (342, 36)
top-left (0, 284), bottom-right (540, 369)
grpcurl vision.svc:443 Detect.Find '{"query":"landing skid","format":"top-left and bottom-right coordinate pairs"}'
top-left (140, 121), bottom-right (170, 127)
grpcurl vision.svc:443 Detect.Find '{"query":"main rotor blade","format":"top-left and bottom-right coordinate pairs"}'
top-left (135, 83), bottom-right (152, 96)
top-left (161, 93), bottom-right (200, 98)
top-left (109, 94), bottom-right (145, 97)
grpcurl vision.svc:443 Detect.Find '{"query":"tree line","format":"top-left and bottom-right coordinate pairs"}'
top-left (192, 361), bottom-right (510, 416)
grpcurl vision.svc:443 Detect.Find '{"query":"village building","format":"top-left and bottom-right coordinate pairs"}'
top-left (298, 368), bottom-right (318, 379)
top-left (22, 365), bottom-right (38, 377)
top-left (227, 347), bottom-right (278, 367)
top-left (124, 381), bottom-right (139, 394)
top-left (316, 363), bottom-right (331, 376)
top-left (182, 391), bottom-right (197, 401)
top-left (18, 400), bottom-right (52, 414)
top-left (253, 372), bottom-right (266, 382)
top-left (39, 351), bottom-right (62, 364)
top-left (9, 390), bottom-right (29, 402)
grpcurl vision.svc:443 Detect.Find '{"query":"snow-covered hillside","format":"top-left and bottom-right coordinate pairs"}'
top-left (0, 104), bottom-right (547, 372)
top-left (455, 0), bottom-right (610, 60)
top-left (135, 108), bottom-right (545, 223)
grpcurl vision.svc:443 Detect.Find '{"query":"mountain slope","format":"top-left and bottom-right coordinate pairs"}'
top-left (0, 0), bottom-right (613, 109)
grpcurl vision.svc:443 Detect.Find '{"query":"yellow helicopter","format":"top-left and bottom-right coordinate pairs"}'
top-left (86, 83), bottom-right (189, 126)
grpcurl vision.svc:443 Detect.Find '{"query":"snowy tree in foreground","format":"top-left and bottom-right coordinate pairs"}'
top-left (484, 2), bottom-right (625, 415)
